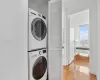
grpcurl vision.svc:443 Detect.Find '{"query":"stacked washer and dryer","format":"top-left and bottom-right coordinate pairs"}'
top-left (28, 8), bottom-right (48, 80)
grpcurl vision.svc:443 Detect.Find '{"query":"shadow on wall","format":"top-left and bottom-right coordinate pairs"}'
top-left (28, 0), bottom-right (48, 18)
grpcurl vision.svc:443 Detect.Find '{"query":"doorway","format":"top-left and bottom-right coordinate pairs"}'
top-left (69, 9), bottom-right (90, 62)
top-left (62, 9), bottom-right (94, 80)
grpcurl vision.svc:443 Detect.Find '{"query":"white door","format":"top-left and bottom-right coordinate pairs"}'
top-left (62, 9), bottom-right (69, 66)
top-left (69, 28), bottom-right (75, 64)
top-left (48, 0), bottom-right (62, 80)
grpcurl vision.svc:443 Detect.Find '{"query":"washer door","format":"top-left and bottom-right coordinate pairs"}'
top-left (31, 18), bottom-right (47, 41)
top-left (32, 56), bottom-right (47, 79)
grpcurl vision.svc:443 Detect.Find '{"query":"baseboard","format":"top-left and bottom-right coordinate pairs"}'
top-left (90, 73), bottom-right (97, 79)
top-left (63, 60), bottom-right (74, 69)
top-left (89, 70), bottom-right (97, 76)
top-left (69, 59), bottom-right (74, 65)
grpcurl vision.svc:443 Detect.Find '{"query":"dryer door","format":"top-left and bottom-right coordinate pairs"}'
top-left (32, 56), bottom-right (47, 79)
top-left (31, 18), bottom-right (47, 41)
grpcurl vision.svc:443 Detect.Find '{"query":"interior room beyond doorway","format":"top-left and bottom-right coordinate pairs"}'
top-left (62, 9), bottom-right (96, 80)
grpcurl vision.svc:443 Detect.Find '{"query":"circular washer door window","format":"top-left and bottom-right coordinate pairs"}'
top-left (31, 18), bottom-right (47, 41)
top-left (32, 56), bottom-right (47, 79)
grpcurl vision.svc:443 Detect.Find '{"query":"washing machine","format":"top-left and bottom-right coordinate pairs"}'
top-left (29, 48), bottom-right (47, 80)
top-left (28, 8), bottom-right (47, 51)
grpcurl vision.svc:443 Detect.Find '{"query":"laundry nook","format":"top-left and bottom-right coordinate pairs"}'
top-left (28, 0), bottom-right (48, 80)
top-left (0, 0), bottom-right (100, 80)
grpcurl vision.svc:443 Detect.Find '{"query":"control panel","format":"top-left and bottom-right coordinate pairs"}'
top-left (39, 49), bottom-right (46, 55)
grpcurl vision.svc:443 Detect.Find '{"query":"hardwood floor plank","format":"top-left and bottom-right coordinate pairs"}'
top-left (63, 55), bottom-right (96, 80)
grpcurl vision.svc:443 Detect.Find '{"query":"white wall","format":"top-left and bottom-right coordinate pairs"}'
top-left (62, 0), bottom-right (98, 76)
top-left (97, 0), bottom-right (100, 79)
top-left (70, 10), bottom-right (89, 41)
top-left (69, 28), bottom-right (75, 64)
top-left (28, 0), bottom-right (48, 18)
top-left (0, 0), bottom-right (28, 80)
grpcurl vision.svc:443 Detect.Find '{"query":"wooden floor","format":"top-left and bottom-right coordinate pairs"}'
top-left (63, 54), bottom-right (96, 80)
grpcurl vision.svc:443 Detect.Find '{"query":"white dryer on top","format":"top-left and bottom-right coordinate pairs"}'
top-left (28, 8), bottom-right (47, 51)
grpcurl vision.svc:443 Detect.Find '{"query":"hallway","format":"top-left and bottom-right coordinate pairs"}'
top-left (63, 54), bottom-right (96, 80)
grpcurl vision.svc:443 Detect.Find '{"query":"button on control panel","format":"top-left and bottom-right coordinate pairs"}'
top-left (39, 49), bottom-right (46, 55)
top-left (43, 50), bottom-right (46, 53)
top-left (39, 51), bottom-right (42, 55)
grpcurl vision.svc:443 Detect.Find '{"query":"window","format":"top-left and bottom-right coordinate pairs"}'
top-left (80, 25), bottom-right (88, 41)
top-left (80, 25), bottom-right (88, 47)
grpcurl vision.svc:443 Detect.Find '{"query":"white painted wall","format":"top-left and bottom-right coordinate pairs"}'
top-left (62, 0), bottom-right (98, 76)
top-left (0, 0), bottom-right (28, 80)
top-left (28, 0), bottom-right (48, 18)
top-left (70, 10), bottom-right (89, 41)
top-left (97, 0), bottom-right (100, 79)
top-left (69, 28), bottom-right (75, 64)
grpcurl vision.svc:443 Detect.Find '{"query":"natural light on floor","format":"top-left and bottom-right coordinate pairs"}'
top-left (79, 53), bottom-right (89, 57)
